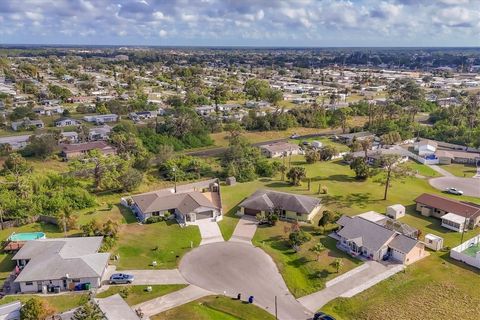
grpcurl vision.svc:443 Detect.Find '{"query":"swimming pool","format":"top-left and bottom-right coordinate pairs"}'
top-left (8, 232), bottom-right (46, 241)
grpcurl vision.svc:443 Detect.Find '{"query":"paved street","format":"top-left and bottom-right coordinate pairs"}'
top-left (429, 176), bottom-right (480, 198)
top-left (196, 219), bottom-right (224, 245)
top-left (179, 241), bottom-right (312, 320)
top-left (298, 261), bottom-right (404, 312)
top-left (230, 215), bottom-right (258, 244)
top-left (133, 285), bottom-right (212, 317)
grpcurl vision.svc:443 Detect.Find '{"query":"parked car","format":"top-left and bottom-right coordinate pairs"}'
top-left (109, 273), bottom-right (134, 284)
top-left (445, 187), bottom-right (463, 195)
top-left (290, 133), bottom-right (300, 139)
top-left (314, 312), bottom-right (336, 320)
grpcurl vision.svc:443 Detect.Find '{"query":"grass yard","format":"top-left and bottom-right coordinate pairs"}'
top-left (112, 220), bottom-right (201, 270)
top-left (0, 293), bottom-right (88, 313)
top-left (406, 162), bottom-right (441, 178)
top-left (439, 163), bottom-right (477, 178)
top-left (253, 221), bottom-right (362, 297)
top-left (322, 253), bottom-right (480, 320)
top-left (96, 284), bottom-right (186, 306)
top-left (152, 295), bottom-right (275, 320)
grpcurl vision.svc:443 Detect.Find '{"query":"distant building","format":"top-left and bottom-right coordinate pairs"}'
top-left (11, 118), bottom-right (44, 131)
top-left (89, 125), bottom-right (112, 141)
top-left (259, 141), bottom-right (302, 158)
top-left (54, 117), bottom-right (81, 127)
top-left (337, 131), bottom-right (375, 145)
top-left (60, 141), bottom-right (116, 160)
top-left (0, 135), bottom-right (31, 150)
top-left (83, 114), bottom-right (118, 124)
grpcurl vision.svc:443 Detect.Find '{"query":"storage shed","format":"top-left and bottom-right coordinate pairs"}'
top-left (424, 233), bottom-right (444, 251)
top-left (386, 204), bottom-right (405, 219)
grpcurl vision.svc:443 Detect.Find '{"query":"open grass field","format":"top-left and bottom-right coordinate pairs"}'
top-left (95, 284), bottom-right (186, 306)
top-left (0, 293), bottom-right (88, 313)
top-left (439, 163), bottom-right (477, 178)
top-left (153, 295), bottom-right (275, 320)
top-left (111, 220), bottom-right (201, 270)
top-left (253, 221), bottom-right (362, 297)
top-left (322, 253), bottom-right (480, 320)
top-left (406, 161), bottom-right (441, 178)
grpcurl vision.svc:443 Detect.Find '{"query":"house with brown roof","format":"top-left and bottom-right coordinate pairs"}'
top-left (414, 193), bottom-right (480, 232)
top-left (238, 189), bottom-right (322, 223)
top-left (335, 215), bottom-right (425, 265)
top-left (60, 141), bottom-right (116, 160)
top-left (130, 178), bottom-right (222, 224)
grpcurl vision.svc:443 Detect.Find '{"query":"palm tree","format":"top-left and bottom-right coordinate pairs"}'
top-left (333, 258), bottom-right (344, 273)
top-left (310, 242), bottom-right (326, 261)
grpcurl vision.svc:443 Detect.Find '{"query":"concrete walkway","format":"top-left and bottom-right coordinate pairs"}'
top-left (428, 164), bottom-right (454, 177)
top-left (133, 285), bottom-right (212, 317)
top-left (196, 219), bottom-right (224, 245)
top-left (298, 261), bottom-right (404, 312)
top-left (230, 215), bottom-right (258, 245)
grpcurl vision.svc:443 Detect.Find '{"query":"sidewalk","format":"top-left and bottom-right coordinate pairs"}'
top-left (133, 285), bottom-right (212, 317)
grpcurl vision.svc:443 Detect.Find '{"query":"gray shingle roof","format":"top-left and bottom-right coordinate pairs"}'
top-left (132, 191), bottom-right (217, 215)
top-left (239, 189), bottom-right (321, 214)
top-left (337, 216), bottom-right (396, 252)
top-left (388, 234), bottom-right (419, 253)
top-left (95, 294), bottom-right (139, 320)
top-left (13, 237), bottom-right (109, 283)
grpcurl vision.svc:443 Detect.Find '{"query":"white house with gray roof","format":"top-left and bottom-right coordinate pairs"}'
top-left (12, 237), bottom-right (109, 293)
top-left (335, 215), bottom-right (425, 265)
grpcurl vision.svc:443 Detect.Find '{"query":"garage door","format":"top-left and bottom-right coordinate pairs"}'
top-left (244, 208), bottom-right (261, 216)
top-left (196, 210), bottom-right (213, 220)
top-left (390, 249), bottom-right (405, 263)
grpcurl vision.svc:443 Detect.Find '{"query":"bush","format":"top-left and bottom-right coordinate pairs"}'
top-left (145, 216), bottom-right (165, 224)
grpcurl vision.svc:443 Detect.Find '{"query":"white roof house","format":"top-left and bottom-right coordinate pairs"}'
top-left (441, 212), bottom-right (467, 232)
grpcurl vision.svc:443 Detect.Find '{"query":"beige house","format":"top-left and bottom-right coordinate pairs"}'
top-left (259, 142), bottom-right (302, 158)
top-left (238, 189), bottom-right (322, 223)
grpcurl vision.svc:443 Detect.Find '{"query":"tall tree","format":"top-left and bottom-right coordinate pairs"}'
top-left (72, 301), bottom-right (105, 320)
top-left (286, 167), bottom-right (306, 186)
top-left (374, 154), bottom-right (412, 200)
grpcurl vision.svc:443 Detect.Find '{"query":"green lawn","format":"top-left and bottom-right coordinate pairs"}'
top-left (406, 162), bottom-right (441, 178)
top-left (253, 221), bottom-right (362, 297)
top-left (112, 220), bottom-right (201, 270)
top-left (0, 293), bottom-right (88, 313)
top-left (95, 284), bottom-right (186, 306)
top-left (153, 295), bottom-right (275, 320)
top-left (322, 253), bottom-right (480, 320)
top-left (439, 163), bottom-right (477, 178)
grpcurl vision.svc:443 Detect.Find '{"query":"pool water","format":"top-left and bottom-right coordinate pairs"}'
top-left (462, 243), bottom-right (480, 257)
top-left (9, 232), bottom-right (46, 241)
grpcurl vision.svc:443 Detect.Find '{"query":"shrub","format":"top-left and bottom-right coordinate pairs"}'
top-left (145, 216), bottom-right (165, 224)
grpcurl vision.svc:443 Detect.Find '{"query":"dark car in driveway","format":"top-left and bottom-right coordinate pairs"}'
top-left (109, 273), bottom-right (134, 284)
top-left (314, 312), bottom-right (336, 320)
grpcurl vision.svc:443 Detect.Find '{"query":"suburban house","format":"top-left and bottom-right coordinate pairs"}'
top-left (355, 211), bottom-right (418, 238)
top-left (337, 131), bottom-right (375, 145)
top-left (83, 114), bottom-right (118, 124)
top-left (435, 149), bottom-right (480, 165)
top-left (60, 141), bottom-right (116, 160)
top-left (89, 125), bottom-right (112, 141)
top-left (12, 237), bottom-right (109, 293)
top-left (33, 105), bottom-right (64, 116)
top-left (129, 178), bottom-right (222, 224)
top-left (336, 215), bottom-right (425, 265)
top-left (414, 193), bottom-right (480, 232)
top-left (195, 105), bottom-right (216, 116)
top-left (0, 135), bottom-right (31, 150)
top-left (11, 118), bottom-right (44, 131)
top-left (54, 117), bottom-right (81, 127)
top-left (60, 131), bottom-right (79, 144)
top-left (129, 111), bottom-right (158, 121)
top-left (350, 148), bottom-right (408, 166)
top-left (238, 189), bottom-right (322, 223)
top-left (259, 141), bottom-right (302, 158)
top-left (414, 140), bottom-right (437, 156)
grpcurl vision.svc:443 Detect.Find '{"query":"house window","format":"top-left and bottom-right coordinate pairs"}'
top-left (296, 212), bottom-right (302, 217)
top-left (25, 281), bottom-right (33, 286)
top-left (73, 279), bottom-right (81, 283)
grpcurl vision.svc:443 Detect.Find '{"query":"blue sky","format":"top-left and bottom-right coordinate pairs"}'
top-left (0, 0), bottom-right (479, 46)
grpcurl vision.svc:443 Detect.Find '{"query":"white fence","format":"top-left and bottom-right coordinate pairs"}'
top-left (450, 235), bottom-right (480, 269)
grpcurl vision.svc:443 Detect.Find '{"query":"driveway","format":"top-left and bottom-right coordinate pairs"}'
top-left (298, 261), bottom-right (404, 312)
top-left (115, 269), bottom-right (188, 285)
top-left (179, 241), bottom-right (312, 320)
top-left (134, 285), bottom-right (212, 317)
top-left (196, 219), bottom-right (224, 245)
top-left (429, 177), bottom-right (480, 198)
top-left (230, 216), bottom-right (258, 245)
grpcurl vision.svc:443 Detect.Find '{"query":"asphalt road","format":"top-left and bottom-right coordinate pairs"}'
top-left (429, 177), bottom-right (480, 198)
top-left (179, 241), bottom-right (313, 320)
top-left (185, 130), bottom-right (340, 157)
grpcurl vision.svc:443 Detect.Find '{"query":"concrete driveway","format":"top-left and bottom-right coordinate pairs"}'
top-left (230, 216), bottom-right (258, 244)
top-left (116, 269), bottom-right (188, 285)
top-left (179, 241), bottom-right (312, 320)
top-left (298, 261), bottom-right (404, 312)
top-left (429, 177), bottom-right (480, 198)
top-left (196, 219), bottom-right (224, 245)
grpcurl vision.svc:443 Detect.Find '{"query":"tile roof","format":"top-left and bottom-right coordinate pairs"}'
top-left (239, 189), bottom-right (321, 214)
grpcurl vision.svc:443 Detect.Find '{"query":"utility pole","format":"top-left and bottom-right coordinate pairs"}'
top-left (275, 295), bottom-right (278, 320)
top-left (460, 216), bottom-right (468, 245)
top-left (173, 167), bottom-right (177, 193)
